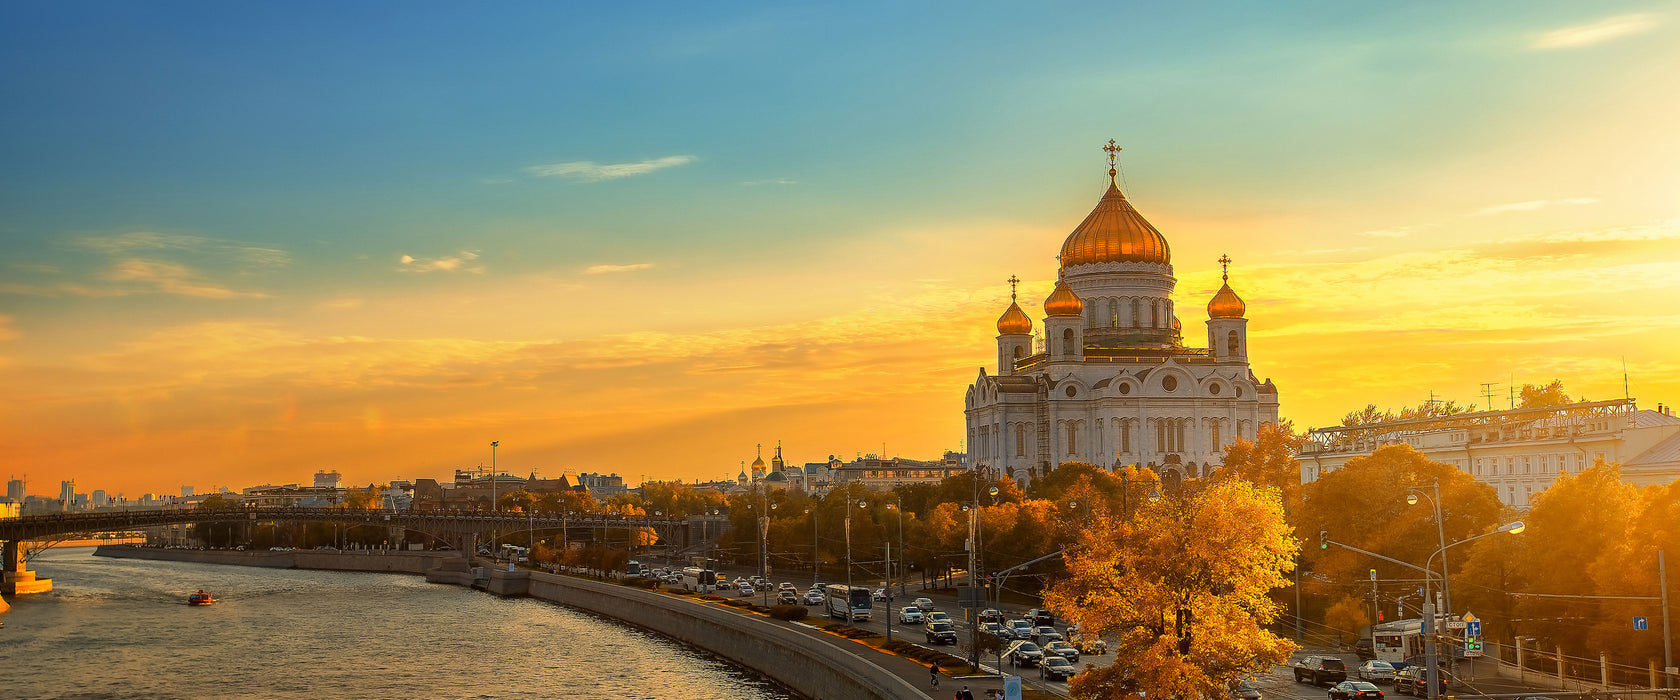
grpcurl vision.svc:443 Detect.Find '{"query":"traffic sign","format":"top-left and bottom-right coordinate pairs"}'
top-left (1467, 621), bottom-right (1482, 636)
top-left (1446, 620), bottom-right (1467, 629)
top-left (1370, 569), bottom-right (1377, 581)
top-left (1633, 616), bottom-right (1649, 630)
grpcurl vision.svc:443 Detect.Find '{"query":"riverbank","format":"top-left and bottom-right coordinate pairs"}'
top-left (94, 545), bottom-right (931, 700)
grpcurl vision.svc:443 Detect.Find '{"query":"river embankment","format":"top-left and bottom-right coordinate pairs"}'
top-left (94, 545), bottom-right (929, 700)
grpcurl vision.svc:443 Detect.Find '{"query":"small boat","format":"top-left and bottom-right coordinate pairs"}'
top-left (188, 590), bottom-right (215, 606)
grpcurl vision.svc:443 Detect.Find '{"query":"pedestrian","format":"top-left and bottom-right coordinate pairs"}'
top-left (960, 685), bottom-right (973, 700)
top-left (930, 662), bottom-right (939, 689)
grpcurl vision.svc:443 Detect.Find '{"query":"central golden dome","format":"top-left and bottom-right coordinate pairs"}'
top-left (1059, 181), bottom-right (1171, 267)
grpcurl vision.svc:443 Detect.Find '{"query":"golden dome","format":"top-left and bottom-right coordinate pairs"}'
top-left (1043, 276), bottom-right (1083, 317)
top-left (1171, 315), bottom-right (1182, 331)
top-left (1208, 282), bottom-right (1246, 319)
top-left (1059, 180), bottom-right (1171, 268)
top-left (997, 300), bottom-right (1033, 335)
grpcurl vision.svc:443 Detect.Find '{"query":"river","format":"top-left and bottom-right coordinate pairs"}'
top-left (0, 548), bottom-right (795, 700)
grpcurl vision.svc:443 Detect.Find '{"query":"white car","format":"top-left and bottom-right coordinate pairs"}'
top-left (1358, 660), bottom-right (1396, 683)
top-left (733, 577), bottom-right (751, 589)
top-left (900, 606), bottom-right (925, 623)
top-left (778, 582), bottom-right (797, 591)
top-left (739, 585), bottom-right (755, 597)
top-left (803, 589), bottom-right (824, 605)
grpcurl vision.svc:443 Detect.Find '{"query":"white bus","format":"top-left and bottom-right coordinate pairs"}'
top-left (681, 566), bottom-right (717, 593)
top-left (1372, 618), bottom-right (1424, 664)
top-left (825, 584), bottom-right (872, 622)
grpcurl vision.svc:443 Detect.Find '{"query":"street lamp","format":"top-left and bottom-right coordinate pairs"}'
top-left (490, 441), bottom-right (499, 513)
top-left (887, 496), bottom-right (905, 596)
top-left (845, 495), bottom-right (867, 624)
top-left (804, 507), bottom-right (819, 586)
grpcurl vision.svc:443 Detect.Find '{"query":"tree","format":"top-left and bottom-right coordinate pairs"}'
top-left (1216, 421), bottom-right (1307, 514)
top-left (1046, 478), bottom-right (1298, 700)
top-left (1323, 597), bottom-right (1371, 645)
top-left (1512, 460), bottom-right (1636, 657)
top-left (1518, 380), bottom-right (1571, 408)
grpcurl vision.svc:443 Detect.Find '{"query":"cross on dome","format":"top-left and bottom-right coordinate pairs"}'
top-left (1219, 254), bottom-right (1232, 281)
top-left (1103, 139), bottom-right (1121, 180)
top-left (1008, 274), bottom-right (1020, 300)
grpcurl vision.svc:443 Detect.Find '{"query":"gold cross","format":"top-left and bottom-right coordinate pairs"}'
top-left (1218, 254), bottom-right (1231, 281)
top-left (1103, 139), bottom-right (1121, 178)
top-left (1007, 274), bottom-right (1020, 300)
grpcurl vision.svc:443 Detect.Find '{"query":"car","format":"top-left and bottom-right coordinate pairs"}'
top-left (778, 582), bottom-right (796, 591)
top-left (1393, 666), bottom-right (1444, 697)
top-left (1033, 626), bottom-right (1064, 645)
top-left (802, 589), bottom-right (824, 605)
top-left (1358, 660), bottom-right (1396, 683)
top-left (926, 621), bottom-right (958, 645)
top-left (714, 579), bottom-right (732, 590)
top-left (873, 587), bottom-right (890, 601)
top-left (1027, 608), bottom-right (1057, 626)
top-left (733, 577), bottom-right (750, 589)
top-left (738, 585), bottom-right (755, 597)
top-left (926, 611), bottom-right (951, 624)
top-left (1230, 680), bottom-right (1263, 700)
top-left (1042, 640), bottom-right (1080, 662)
top-left (900, 606), bottom-right (925, 624)
top-left (1005, 641), bottom-right (1045, 668)
top-left (912, 597), bottom-right (935, 612)
top-left (1329, 681), bottom-right (1384, 700)
top-left (980, 621), bottom-right (1006, 639)
top-left (1293, 655), bottom-right (1348, 686)
top-left (777, 591), bottom-right (799, 605)
top-left (1070, 633), bottom-right (1107, 656)
top-left (1005, 619), bottom-right (1034, 639)
top-left (979, 608), bottom-right (1004, 624)
top-left (1040, 655), bottom-right (1076, 681)
top-left (1355, 639), bottom-right (1376, 660)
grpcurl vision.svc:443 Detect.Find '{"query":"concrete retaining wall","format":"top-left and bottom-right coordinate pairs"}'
top-left (93, 545), bottom-right (455, 574)
top-left (518, 571), bottom-right (926, 700)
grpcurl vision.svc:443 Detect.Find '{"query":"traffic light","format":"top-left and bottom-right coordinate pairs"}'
top-left (1319, 531), bottom-right (1329, 549)
top-left (1377, 610), bottom-right (1385, 622)
top-left (1464, 638), bottom-right (1482, 654)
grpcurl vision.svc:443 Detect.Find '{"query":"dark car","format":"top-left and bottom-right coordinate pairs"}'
top-left (1033, 625), bottom-right (1065, 645)
top-left (1230, 680), bottom-right (1263, 700)
top-left (1027, 608), bottom-right (1057, 626)
top-left (1355, 639), bottom-right (1376, 660)
top-left (1329, 681), bottom-right (1384, 700)
top-left (1294, 655), bottom-right (1348, 686)
top-left (925, 621), bottom-right (958, 645)
top-left (1394, 666), bottom-right (1445, 697)
top-left (979, 608), bottom-right (1004, 624)
top-left (1042, 640), bottom-right (1080, 662)
top-left (1040, 656), bottom-right (1076, 681)
top-left (1006, 641), bottom-right (1045, 668)
top-left (777, 591), bottom-right (799, 605)
top-left (980, 621), bottom-right (1006, 639)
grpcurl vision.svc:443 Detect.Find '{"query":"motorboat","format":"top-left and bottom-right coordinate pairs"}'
top-left (188, 590), bottom-right (215, 606)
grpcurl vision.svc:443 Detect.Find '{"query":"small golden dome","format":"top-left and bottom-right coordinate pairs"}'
top-left (1208, 282), bottom-right (1246, 319)
top-left (1043, 276), bottom-right (1084, 317)
top-left (997, 300), bottom-right (1033, 335)
top-left (1172, 315), bottom-right (1182, 331)
top-left (1059, 180), bottom-right (1171, 268)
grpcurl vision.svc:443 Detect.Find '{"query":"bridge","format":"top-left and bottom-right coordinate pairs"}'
top-left (1, 507), bottom-right (731, 596)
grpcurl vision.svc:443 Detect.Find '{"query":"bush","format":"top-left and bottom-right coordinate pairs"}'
top-left (769, 605), bottom-right (808, 621)
top-left (621, 577), bottom-right (660, 589)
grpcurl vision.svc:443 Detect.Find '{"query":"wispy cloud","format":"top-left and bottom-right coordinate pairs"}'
top-left (399, 251), bottom-right (483, 273)
top-left (1507, 218), bottom-right (1680, 244)
top-left (1359, 224), bottom-right (1433, 238)
top-left (77, 231), bottom-right (290, 268)
top-left (1468, 197), bottom-right (1600, 216)
top-left (583, 263), bottom-right (655, 275)
top-left (526, 155), bottom-right (697, 182)
top-left (1533, 14), bottom-right (1656, 50)
top-left (104, 259), bottom-right (269, 299)
top-left (742, 178), bottom-right (797, 187)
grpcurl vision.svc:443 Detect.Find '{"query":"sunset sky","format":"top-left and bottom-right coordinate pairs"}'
top-left (3, 3), bottom-right (1678, 498)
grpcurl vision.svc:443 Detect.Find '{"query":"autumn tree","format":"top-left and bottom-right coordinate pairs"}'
top-left (1215, 420), bottom-right (1307, 514)
top-left (1323, 597), bottom-right (1372, 645)
top-left (1046, 478), bottom-right (1298, 699)
top-left (1512, 460), bottom-right (1637, 658)
top-left (1518, 380), bottom-right (1571, 408)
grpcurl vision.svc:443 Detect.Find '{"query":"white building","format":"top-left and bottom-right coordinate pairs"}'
top-left (1299, 399), bottom-right (1680, 508)
top-left (965, 151), bottom-right (1281, 488)
top-left (829, 451), bottom-right (969, 491)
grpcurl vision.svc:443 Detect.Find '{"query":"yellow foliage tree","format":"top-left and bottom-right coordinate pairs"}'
top-left (1215, 420), bottom-right (1307, 515)
top-left (1323, 596), bottom-right (1372, 645)
top-left (1046, 478), bottom-right (1299, 699)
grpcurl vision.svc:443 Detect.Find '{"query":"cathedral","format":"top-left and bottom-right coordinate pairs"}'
top-left (964, 143), bottom-right (1280, 488)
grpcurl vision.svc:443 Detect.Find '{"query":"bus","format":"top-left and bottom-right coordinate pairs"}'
top-left (825, 584), bottom-right (872, 622)
top-left (625, 560), bottom-right (647, 577)
top-left (681, 566), bottom-right (717, 593)
top-left (1372, 619), bottom-right (1424, 664)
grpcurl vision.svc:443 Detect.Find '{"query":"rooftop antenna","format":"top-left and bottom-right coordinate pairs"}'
top-left (1623, 356), bottom-right (1630, 401)
top-left (1480, 382), bottom-right (1499, 410)
top-left (1509, 371), bottom-right (1516, 410)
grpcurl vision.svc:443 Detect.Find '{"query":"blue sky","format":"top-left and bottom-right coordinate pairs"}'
top-left (2, 2), bottom-right (1677, 495)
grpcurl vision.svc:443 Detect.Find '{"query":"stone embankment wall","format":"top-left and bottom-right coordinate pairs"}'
top-left (93, 546), bottom-right (926, 700)
top-left (93, 545), bottom-right (447, 574)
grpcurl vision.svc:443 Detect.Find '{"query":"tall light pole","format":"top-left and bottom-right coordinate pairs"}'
top-left (845, 494), bottom-right (867, 624)
top-left (805, 506), bottom-right (819, 586)
top-left (887, 495), bottom-right (905, 595)
top-left (490, 441), bottom-right (499, 513)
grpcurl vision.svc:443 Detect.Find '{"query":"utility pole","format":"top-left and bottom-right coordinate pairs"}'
top-left (1424, 601), bottom-right (1439, 700)
top-left (885, 541), bottom-right (894, 642)
top-left (1662, 550), bottom-right (1673, 688)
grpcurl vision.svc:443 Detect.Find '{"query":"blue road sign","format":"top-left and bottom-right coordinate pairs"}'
top-left (1634, 617), bottom-right (1649, 630)
top-left (1467, 621), bottom-right (1482, 636)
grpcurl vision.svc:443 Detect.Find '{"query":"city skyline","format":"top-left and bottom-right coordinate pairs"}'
top-left (2, 3), bottom-right (1677, 496)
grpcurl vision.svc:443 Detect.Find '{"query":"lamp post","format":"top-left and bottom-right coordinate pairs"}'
top-left (490, 441), bottom-right (499, 513)
top-left (845, 494), bottom-right (867, 624)
top-left (805, 507), bottom-right (819, 586)
top-left (887, 496), bottom-right (905, 596)
top-left (1412, 513), bottom-right (1525, 700)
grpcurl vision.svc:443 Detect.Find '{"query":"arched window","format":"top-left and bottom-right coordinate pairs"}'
top-left (1227, 330), bottom-right (1240, 357)
top-left (1066, 423), bottom-right (1077, 455)
top-left (1120, 421), bottom-right (1131, 453)
top-left (1013, 346), bottom-right (1024, 360)
top-left (1130, 299), bottom-right (1140, 327)
top-left (1062, 328), bottom-right (1075, 355)
top-left (1210, 422), bottom-right (1220, 451)
top-left (1108, 298), bottom-right (1119, 327)
top-left (1015, 424), bottom-right (1025, 457)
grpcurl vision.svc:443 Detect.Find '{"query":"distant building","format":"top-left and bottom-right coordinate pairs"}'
top-left (92, 489), bottom-right (109, 507)
top-left (313, 471), bottom-right (342, 489)
top-left (0, 500), bottom-right (19, 519)
top-left (180, 485), bottom-right (194, 498)
top-left (830, 451), bottom-right (970, 491)
top-left (60, 479), bottom-right (75, 505)
top-left (577, 473), bottom-right (626, 499)
top-left (1300, 399), bottom-right (1680, 508)
top-left (6, 477), bottom-right (23, 501)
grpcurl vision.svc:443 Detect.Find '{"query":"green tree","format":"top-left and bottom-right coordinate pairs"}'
top-left (1046, 478), bottom-right (1298, 700)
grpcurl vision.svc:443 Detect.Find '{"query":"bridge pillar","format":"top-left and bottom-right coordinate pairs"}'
top-left (3, 540), bottom-right (53, 596)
